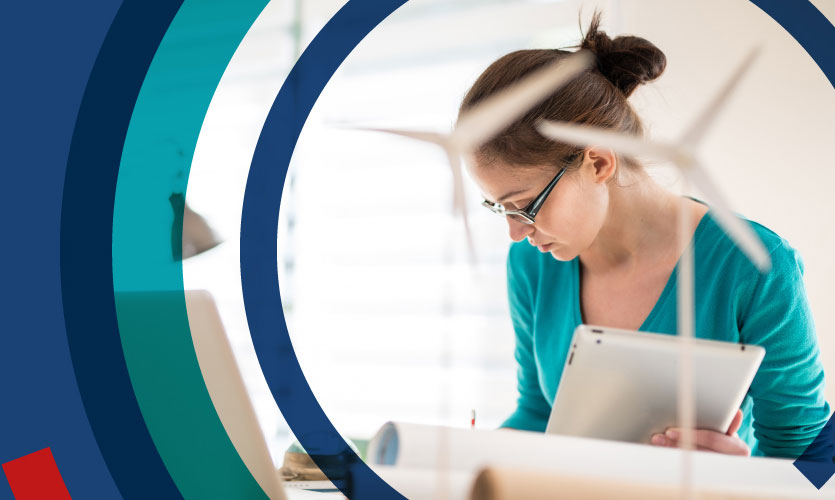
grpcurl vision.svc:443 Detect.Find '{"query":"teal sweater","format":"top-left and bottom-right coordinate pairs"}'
top-left (502, 207), bottom-right (830, 458)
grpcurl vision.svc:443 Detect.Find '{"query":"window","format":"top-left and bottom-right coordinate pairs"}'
top-left (185, 0), bottom-right (598, 458)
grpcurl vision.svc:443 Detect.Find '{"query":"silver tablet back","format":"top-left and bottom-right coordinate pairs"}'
top-left (545, 325), bottom-right (764, 444)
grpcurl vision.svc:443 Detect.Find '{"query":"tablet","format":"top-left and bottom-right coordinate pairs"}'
top-left (544, 324), bottom-right (765, 444)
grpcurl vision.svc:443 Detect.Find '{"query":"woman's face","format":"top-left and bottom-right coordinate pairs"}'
top-left (468, 152), bottom-right (613, 261)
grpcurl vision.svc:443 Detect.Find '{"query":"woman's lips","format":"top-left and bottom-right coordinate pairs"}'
top-left (528, 238), bottom-right (557, 252)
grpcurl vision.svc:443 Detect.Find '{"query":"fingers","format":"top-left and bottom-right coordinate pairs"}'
top-left (650, 433), bottom-right (670, 446)
top-left (688, 429), bottom-right (749, 455)
top-left (650, 428), bottom-right (750, 456)
top-left (726, 409), bottom-right (743, 436)
top-left (649, 409), bottom-right (747, 456)
top-left (651, 433), bottom-right (734, 453)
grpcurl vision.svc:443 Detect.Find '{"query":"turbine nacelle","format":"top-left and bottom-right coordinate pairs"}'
top-left (537, 47), bottom-right (770, 273)
top-left (349, 51), bottom-right (596, 262)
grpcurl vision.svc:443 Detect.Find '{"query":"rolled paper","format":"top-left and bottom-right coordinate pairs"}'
top-left (470, 467), bottom-right (818, 500)
top-left (368, 422), bottom-right (829, 498)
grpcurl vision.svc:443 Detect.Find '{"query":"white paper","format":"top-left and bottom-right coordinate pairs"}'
top-left (367, 422), bottom-right (831, 498)
top-left (349, 465), bottom-right (476, 500)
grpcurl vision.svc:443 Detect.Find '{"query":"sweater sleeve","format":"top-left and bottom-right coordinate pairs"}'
top-left (500, 243), bottom-right (552, 432)
top-left (740, 241), bottom-right (831, 458)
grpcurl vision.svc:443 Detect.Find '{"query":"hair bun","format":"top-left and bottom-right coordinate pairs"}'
top-left (580, 12), bottom-right (666, 97)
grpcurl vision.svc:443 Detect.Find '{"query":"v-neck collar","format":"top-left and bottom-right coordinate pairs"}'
top-left (571, 202), bottom-right (713, 331)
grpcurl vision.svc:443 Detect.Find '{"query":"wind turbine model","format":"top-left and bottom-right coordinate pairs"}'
top-left (354, 50), bottom-right (595, 260)
top-left (537, 47), bottom-right (770, 497)
top-left (537, 48), bottom-right (770, 271)
top-left (349, 50), bottom-right (593, 500)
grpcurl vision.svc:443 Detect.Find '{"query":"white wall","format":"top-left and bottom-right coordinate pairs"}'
top-left (608, 0), bottom-right (835, 402)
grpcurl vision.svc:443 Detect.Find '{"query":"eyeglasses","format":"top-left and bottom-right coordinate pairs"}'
top-left (481, 152), bottom-right (580, 225)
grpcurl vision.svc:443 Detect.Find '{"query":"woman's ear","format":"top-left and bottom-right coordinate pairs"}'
top-left (585, 147), bottom-right (618, 184)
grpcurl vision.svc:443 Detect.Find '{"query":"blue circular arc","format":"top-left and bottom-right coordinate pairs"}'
top-left (747, 0), bottom-right (835, 489)
top-left (241, 0), bottom-right (835, 496)
top-left (240, 0), bottom-right (407, 498)
top-left (749, 0), bottom-right (835, 88)
top-left (61, 1), bottom-right (185, 498)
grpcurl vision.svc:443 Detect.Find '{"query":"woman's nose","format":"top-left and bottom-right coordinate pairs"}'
top-left (507, 217), bottom-right (534, 242)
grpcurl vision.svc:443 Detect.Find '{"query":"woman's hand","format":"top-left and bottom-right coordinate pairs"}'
top-left (650, 409), bottom-right (750, 456)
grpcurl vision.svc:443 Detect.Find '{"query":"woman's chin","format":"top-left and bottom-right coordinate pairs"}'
top-left (548, 246), bottom-right (575, 262)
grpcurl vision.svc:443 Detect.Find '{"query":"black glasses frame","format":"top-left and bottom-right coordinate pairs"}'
top-left (481, 152), bottom-right (580, 225)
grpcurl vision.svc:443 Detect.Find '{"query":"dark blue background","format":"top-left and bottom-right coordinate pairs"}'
top-left (1, 1), bottom-right (183, 499)
top-left (0, 2), bottom-right (125, 498)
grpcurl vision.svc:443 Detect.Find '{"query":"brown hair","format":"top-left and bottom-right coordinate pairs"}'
top-left (458, 11), bottom-right (666, 172)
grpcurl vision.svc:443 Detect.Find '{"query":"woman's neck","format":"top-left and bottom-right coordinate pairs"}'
top-left (579, 172), bottom-right (686, 275)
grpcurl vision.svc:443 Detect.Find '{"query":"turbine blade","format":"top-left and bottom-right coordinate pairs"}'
top-left (446, 150), bottom-right (478, 262)
top-left (350, 126), bottom-right (449, 147)
top-left (452, 50), bottom-right (595, 152)
top-left (680, 47), bottom-right (762, 148)
top-left (683, 162), bottom-right (771, 271)
top-left (537, 120), bottom-right (678, 160)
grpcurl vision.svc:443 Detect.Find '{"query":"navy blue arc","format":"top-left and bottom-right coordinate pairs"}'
top-left (750, 0), bottom-right (835, 88)
top-left (61, 1), bottom-right (185, 499)
top-left (747, 0), bottom-right (835, 490)
top-left (239, 0), bottom-right (407, 498)
top-left (240, 0), bottom-right (835, 495)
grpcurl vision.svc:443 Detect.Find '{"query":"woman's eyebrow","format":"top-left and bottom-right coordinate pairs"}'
top-left (494, 188), bottom-right (529, 204)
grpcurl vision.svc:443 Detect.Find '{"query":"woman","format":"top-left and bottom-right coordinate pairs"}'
top-left (459, 13), bottom-right (830, 458)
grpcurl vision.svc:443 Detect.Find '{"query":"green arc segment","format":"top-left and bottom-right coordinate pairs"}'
top-left (112, 1), bottom-right (269, 498)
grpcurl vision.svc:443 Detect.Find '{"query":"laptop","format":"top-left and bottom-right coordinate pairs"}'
top-left (184, 290), bottom-right (290, 499)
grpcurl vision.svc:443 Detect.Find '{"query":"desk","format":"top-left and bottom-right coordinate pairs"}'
top-left (359, 422), bottom-right (833, 499)
top-left (285, 488), bottom-right (343, 500)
